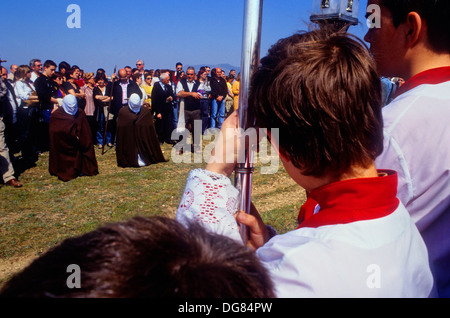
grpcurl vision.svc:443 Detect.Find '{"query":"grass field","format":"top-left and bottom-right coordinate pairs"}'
top-left (0, 142), bottom-right (306, 286)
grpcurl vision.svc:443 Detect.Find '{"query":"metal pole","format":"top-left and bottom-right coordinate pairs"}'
top-left (235, 0), bottom-right (263, 243)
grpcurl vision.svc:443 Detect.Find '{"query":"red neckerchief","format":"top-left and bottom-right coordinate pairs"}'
top-left (394, 66), bottom-right (450, 98)
top-left (297, 170), bottom-right (399, 229)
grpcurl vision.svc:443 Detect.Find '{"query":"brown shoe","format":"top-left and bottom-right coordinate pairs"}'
top-left (6, 178), bottom-right (22, 188)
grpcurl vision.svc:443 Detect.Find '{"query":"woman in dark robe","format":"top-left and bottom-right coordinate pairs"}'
top-left (116, 94), bottom-right (166, 168)
top-left (49, 95), bottom-right (99, 181)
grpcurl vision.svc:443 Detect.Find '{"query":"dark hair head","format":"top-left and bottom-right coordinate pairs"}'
top-left (58, 61), bottom-right (71, 72)
top-left (197, 69), bottom-right (206, 78)
top-left (0, 216), bottom-right (274, 298)
top-left (43, 60), bottom-right (57, 69)
top-left (380, 0), bottom-right (450, 53)
top-left (65, 68), bottom-right (77, 78)
top-left (250, 29), bottom-right (383, 178)
top-left (52, 72), bottom-right (63, 80)
top-left (95, 72), bottom-right (107, 82)
top-left (131, 72), bottom-right (142, 81)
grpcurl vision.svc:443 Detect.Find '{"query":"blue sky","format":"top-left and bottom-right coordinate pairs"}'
top-left (0, 0), bottom-right (369, 75)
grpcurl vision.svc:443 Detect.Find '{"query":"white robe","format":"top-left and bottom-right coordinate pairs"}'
top-left (176, 169), bottom-right (433, 298)
top-left (375, 73), bottom-right (450, 297)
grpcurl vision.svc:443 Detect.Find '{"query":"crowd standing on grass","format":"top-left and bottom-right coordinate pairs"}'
top-left (0, 58), bottom-right (239, 183)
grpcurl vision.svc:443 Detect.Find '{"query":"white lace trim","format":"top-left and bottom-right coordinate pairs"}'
top-left (176, 169), bottom-right (242, 243)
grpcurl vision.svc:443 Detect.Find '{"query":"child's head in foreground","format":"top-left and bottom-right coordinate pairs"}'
top-left (250, 28), bottom-right (383, 181)
top-left (0, 216), bottom-right (274, 298)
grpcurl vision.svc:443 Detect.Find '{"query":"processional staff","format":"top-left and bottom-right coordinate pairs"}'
top-left (235, 0), bottom-right (360, 242)
top-left (235, 0), bottom-right (263, 243)
top-left (310, 0), bottom-right (359, 31)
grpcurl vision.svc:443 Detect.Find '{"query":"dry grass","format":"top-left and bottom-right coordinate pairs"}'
top-left (0, 143), bottom-right (306, 286)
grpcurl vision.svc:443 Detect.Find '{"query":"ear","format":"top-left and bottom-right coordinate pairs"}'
top-left (404, 12), bottom-right (423, 48)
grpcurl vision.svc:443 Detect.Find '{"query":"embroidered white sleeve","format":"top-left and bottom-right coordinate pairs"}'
top-left (176, 169), bottom-right (243, 243)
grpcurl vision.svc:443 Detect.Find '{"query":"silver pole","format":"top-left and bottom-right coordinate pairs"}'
top-left (235, 0), bottom-right (263, 243)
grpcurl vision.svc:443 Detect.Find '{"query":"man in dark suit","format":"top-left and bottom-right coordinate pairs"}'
top-left (0, 72), bottom-right (22, 187)
top-left (151, 72), bottom-right (175, 145)
top-left (109, 68), bottom-right (142, 145)
top-left (1, 66), bottom-right (19, 155)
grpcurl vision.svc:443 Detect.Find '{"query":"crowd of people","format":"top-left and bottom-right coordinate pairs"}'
top-left (0, 58), bottom-right (240, 183)
top-left (0, 0), bottom-right (448, 299)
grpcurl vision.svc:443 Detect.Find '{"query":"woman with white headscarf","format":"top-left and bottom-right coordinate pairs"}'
top-left (49, 95), bottom-right (98, 181)
top-left (116, 93), bottom-right (166, 167)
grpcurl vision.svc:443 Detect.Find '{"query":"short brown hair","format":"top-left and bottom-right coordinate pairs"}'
top-left (0, 216), bottom-right (274, 298)
top-left (250, 29), bottom-right (383, 178)
top-left (131, 72), bottom-right (142, 82)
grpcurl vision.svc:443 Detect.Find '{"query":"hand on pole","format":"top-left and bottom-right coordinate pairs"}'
top-left (235, 202), bottom-right (270, 251)
top-left (206, 111), bottom-right (244, 178)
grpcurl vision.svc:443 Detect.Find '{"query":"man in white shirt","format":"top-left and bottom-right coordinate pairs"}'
top-left (136, 59), bottom-right (145, 82)
top-left (365, 0), bottom-right (450, 297)
top-left (176, 67), bottom-right (203, 153)
top-left (29, 59), bottom-right (42, 83)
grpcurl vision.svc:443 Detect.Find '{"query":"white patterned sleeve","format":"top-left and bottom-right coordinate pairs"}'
top-left (176, 169), bottom-right (243, 243)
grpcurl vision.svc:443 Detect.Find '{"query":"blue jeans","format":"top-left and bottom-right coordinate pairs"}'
top-left (172, 101), bottom-right (179, 131)
top-left (210, 98), bottom-right (225, 129)
top-left (96, 112), bottom-right (112, 146)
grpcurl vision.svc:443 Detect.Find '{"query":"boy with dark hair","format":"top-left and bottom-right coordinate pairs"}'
top-left (375, 0), bottom-right (449, 54)
top-left (0, 216), bottom-right (274, 298)
top-left (177, 29), bottom-right (433, 297)
top-left (365, 0), bottom-right (450, 297)
top-left (34, 60), bottom-right (59, 151)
